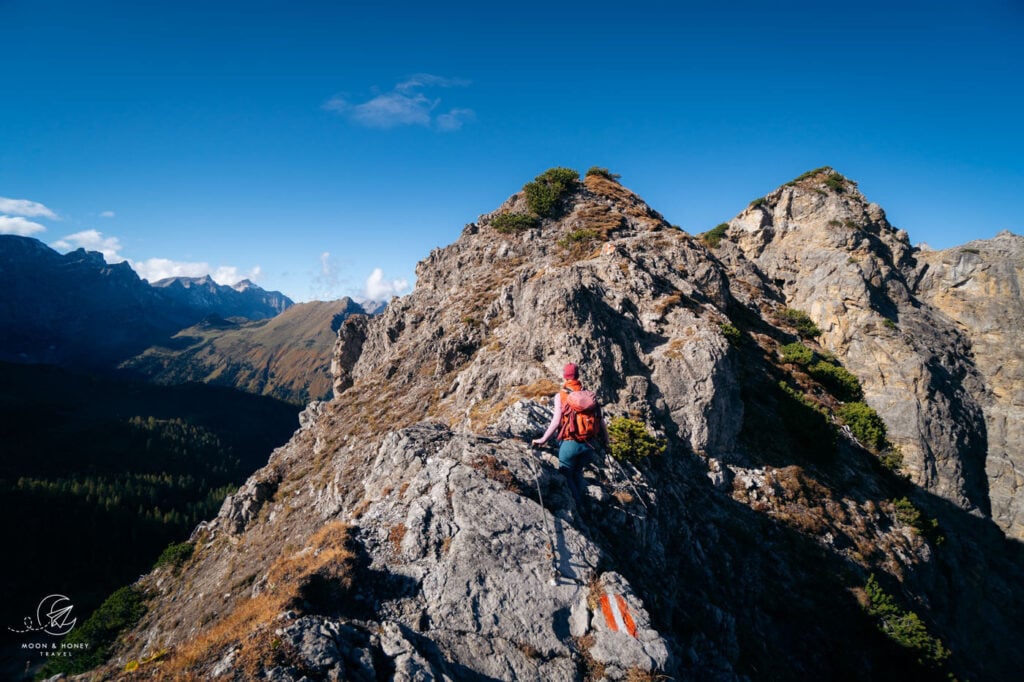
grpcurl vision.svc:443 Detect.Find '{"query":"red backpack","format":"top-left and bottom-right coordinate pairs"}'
top-left (558, 389), bottom-right (600, 442)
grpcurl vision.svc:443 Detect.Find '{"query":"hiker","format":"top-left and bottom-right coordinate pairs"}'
top-left (532, 363), bottom-right (609, 507)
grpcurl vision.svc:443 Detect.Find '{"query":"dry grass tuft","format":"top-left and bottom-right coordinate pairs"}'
top-left (517, 378), bottom-right (561, 399)
top-left (653, 292), bottom-right (684, 316)
top-left (471, 454), bottom-right (521, 494)
top-left (150, 522), bottom-right (353, 679)
top-left (612, 490), bottom-right (635, 505)
top-left (388, 523), bottom-right (408, 552)
top-left (625, 667), bottom-right (669, 682)
top-left (574, 634), bottom-right (607, 681)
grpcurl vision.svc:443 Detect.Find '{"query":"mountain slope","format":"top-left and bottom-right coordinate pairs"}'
top-left (80, 169), bottom-right (1024, 681)
top-left (0, 236), bottom-right (293, 371)
top-left (121, 299), bottom-right (367, 405)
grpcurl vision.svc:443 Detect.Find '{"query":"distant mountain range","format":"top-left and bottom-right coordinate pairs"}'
top-left (0, 235), bottom-right (295, 370)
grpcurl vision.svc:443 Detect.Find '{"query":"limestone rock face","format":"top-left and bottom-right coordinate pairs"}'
top-left (913, 231), bottom-right (1024, 537)
top-left (103, 170), bottom-right (1024, 682)
top-left (728, 169), bottom-right (990, 516)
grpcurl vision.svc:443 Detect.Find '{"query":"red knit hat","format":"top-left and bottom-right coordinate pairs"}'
top-left (562, 363), bottom-right (578, 379)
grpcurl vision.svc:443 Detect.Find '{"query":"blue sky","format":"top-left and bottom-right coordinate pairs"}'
top-left (2, 0), bottom-right (1021, 303)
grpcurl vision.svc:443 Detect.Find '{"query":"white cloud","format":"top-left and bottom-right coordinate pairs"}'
top-left (131, 257), bottom-right (260, 286)
top-left (0, 197), bottom-right (58, 219)
top-left (436, 107), bottom-right (476, 131)
top-left (362, 268), bottom-right (410, 300)
top-left (214, 264), bottom-right (261, 285)
top-left (395, 73), bottom-right (470, 92)
top-left (48, 228), bottom-right (258, 286)
top-left (0, 215), bottom-right (48, 236)
top-left (52, 229), bottom-right (125, 262)
top-left (99, 211), bottom-right (116, 218)
top-left (325, 73), bottom-right (474, 132)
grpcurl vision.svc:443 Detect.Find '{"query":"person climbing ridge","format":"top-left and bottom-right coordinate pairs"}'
top-left (532, 363), bottom-right (609, 508)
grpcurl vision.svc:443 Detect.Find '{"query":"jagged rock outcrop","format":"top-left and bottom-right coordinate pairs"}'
top-left (725, 168), bottom-right (991, 517)
top-left (912, 231), bottom-right (1024, 537)
top-left (95, 170), bottom-right (1024, 681)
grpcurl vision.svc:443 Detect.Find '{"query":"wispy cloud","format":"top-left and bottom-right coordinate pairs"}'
top-left (99, 210), bottom-right (116, 219)
top-left (0, 196), bottom-right (58, 220)
top-left (131, 257), bottom-right (261, 286)
top-left (52, 230), bottom-right (125, 262)
top-left (309, 251), bottom-right (352, 300)
top-left (362, 267), bottom-right (410, 300)
top-left (325, 73), bottom-right (474, 132)
top-left (0, 215), bottom-right (48, 236)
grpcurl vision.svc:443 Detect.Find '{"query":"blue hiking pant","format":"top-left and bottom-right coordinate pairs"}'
top-left (558, 439), bottom-right (593, 507)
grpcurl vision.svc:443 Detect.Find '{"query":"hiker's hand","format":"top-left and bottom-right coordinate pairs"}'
top-left (531, 438), bottom-right (545, 447)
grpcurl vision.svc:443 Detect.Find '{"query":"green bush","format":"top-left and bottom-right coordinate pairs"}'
top-left (153, 540), bottom-right (194, 570)
top-left (585, 166), bottom-right (621, 181)
top-left (39, 585), bottom-right (147, 676)
top-left (779, 342), bottom-right (813, 365)
top-left (607, 417), bottom-right (666, 464)
top-left (749, 196), bottom-right (767, 208)
top-left (776, 381), bottom-right (837, 458)
top-left (558, 228), bottom-right (600, 245)
top-left (720, 322), bottom-right (741, 344)
top-left (789, 167), bottom-right (831, 184)
top-left (838, 401), bottom-right (887, 451)
top-left (492, 212), bottom-right (540, 233)
top-left (879, 445), bottom-right (904, 474)
top-left (524, 167), bottom-right (580, 217)
top-left (702, 223), bottom-right (729, 248)
top-left (892, 497), bottom-right (942, 543)
top-left (781, 308), bottom-right (822, 338)
top-left (864, 574), bottom-right (951, 669)
top-left (824, 172), bottom-right (846, 192)
top-left (807, 360), bottom-right (863, 402)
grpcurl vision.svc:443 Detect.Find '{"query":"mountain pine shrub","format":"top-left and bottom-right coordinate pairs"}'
top-left (720, 322), bottom-right (741, 344)
top-left (558, 228), bottom-right (600, 246)
top-left (781, 308), bottom-right (822, 338)
top-left (39, 586), bottom-right (147, 676)
top-left (780, 341), bottom-right (813, 365)
top-left (807, 360), bottom-right (863, 402)
top-left (838, 401), bottom-right (887, 451)
top-left (879, 445), bottom-right (905, 474)
top-left (788, 167), bottom-right (831, 185)
top-left (864, 574), bottom-right (951, 670)
top-left (702, 223), bottom-right (729, 248)
top-left (492, 212), bottom-right (540, 233)
top-left (585, 166), bottom-right (621, 181)
top-left (524, 167), bottom-right (580, 217)
top-left (892, 497), bottom-right (943, 544)
top-left (154, 540), bottom-right (194, 570)
top-left (607, 416), bottom-right (666, 464)
top-left (777, 380), bottom-right (837, 458)
top-left (824, 172), bottom-right (846, 192)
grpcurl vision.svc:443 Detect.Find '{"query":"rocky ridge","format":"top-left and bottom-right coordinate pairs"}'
top-left (95, 170), bottom-right (1023, 681)
top-left (725, 170), bottom-right (991, 518)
